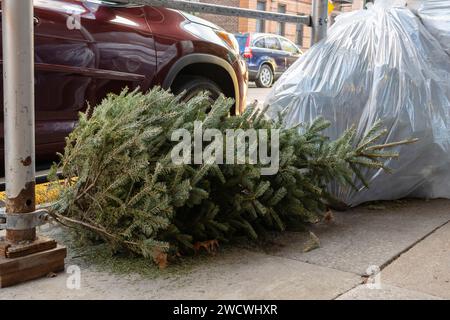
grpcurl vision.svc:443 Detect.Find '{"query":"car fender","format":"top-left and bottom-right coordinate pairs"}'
top-left (162, 53), bottom-right (240, 110)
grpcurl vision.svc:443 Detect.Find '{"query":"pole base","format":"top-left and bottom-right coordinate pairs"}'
top-left (0, 237), bottom-right (66, 288)
top-left (0, 235), bottom-right (58, 258)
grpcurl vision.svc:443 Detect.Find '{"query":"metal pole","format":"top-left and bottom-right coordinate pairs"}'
top-left (311, 0), bottom-right (328, 45)
top-left (3, 0), bottom-right (36, 243)
top-left (129, 0), bottom-right (311, 25)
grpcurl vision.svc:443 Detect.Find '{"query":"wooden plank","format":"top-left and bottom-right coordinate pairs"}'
top-left (0, 241), bottom-right (10, 258)
top-left (0, 245), bottom-right (66, 288)
top-left (5, 236), bottom-right (57, 259)
top-left (0, 245), bottom-right (66, 276)
top-left (0, 259), bottom-right (65, 288)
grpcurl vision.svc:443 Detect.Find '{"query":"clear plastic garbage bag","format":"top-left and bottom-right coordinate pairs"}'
top-left (263, 0), bottom-right (450, 207)
top-left (413, 0), bottom-right (450, 56)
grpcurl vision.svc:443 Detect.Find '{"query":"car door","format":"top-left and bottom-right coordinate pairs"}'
top-left (0, 0), bottom-right (95, 163)
top-left (32, 0), bottom-right (99, 158)
top-left (33, 0), bottom-right (155, 159)
top-left (249, 36), bottom-right (269, 73)
top-left (264, 36), bottom-right (286, 75)
top-left (279, 37), bottom-right (302, 70)
top-left (251, 36), bottom-right (267, 58)
top-left (78, 0), bottom-right (156, 101)
top-left (0, 0), bottom-right (156, 165)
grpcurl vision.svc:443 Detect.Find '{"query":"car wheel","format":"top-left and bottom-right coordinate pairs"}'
top-left (255, 64), bottom-right (274, 88)
top-left (172, 76), bottom-right (223, 104)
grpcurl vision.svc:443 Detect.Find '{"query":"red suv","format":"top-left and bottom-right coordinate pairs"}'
top-left (0, 0), bottom-right (248, 167)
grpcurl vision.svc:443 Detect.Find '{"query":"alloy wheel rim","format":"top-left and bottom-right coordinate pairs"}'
top-left (260, 68), bottom-right (272, 86)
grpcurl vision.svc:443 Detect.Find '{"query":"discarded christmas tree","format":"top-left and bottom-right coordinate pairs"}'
top-left (49, 88), bottom-right (416, 266)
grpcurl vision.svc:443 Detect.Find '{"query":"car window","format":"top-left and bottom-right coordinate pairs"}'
top-left (254, 38), bottom-right (265, 48)
top-left (265, 37), bottom-right (281, 51)
top-left (280, 38), bottom-right (299, 54)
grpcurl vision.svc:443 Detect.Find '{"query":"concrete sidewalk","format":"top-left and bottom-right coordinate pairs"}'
top-left (0, 199), bottom-right (449, 300)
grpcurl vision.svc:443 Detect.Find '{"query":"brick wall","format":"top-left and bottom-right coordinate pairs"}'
top-left (238, 0), bottom-right (312, 49)
top-left (335, 0), bottom-right (365, 12)
top-left (198, 0), bottom-right (240, 33)
top-left (198, 0), bottom-right (365, 49)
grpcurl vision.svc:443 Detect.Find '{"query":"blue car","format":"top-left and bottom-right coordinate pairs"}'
top-left (235, 33), bottom-right (303, 88)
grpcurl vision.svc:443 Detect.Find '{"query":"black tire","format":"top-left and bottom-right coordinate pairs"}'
top-left (255, 64), bottom-right (274, 88)
top-left (172, 76), bottom-right (223, 104)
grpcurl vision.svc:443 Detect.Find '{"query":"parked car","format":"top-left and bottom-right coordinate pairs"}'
top-left (0, 0), bottom-right (248, 168)
top-left (235, 33), bottom-right (303, 88)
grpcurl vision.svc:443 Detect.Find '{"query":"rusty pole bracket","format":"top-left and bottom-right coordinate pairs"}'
top-left (0, 209), bottom-right (49, 231)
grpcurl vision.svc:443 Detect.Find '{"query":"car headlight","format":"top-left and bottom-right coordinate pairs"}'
top-left (215, 30), bottom-right (240, 54)
top-left (182, 19), bottom-right (240, 55)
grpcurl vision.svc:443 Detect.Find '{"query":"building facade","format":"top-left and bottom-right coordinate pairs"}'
top-left (198, 0), bottom-right (365, 49)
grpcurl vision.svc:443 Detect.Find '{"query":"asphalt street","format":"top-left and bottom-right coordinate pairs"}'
top-left (247, 84), bottom-right (272, 107)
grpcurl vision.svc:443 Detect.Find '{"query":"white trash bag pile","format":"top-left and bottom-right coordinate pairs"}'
top-left (263, 0), bottom-right (450, 206)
